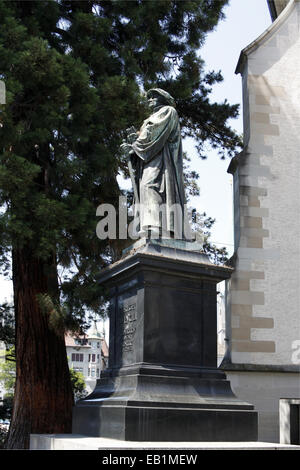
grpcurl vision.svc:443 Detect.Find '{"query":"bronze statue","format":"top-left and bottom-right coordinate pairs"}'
top-left (121, 88), bottom-right (189, 239)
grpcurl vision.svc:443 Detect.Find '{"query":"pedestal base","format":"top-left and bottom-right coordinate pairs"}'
top-left (73, 241), bottom-right (258, 442)
top-left (73, 364), bottom-right (257, 442)
top-left (73, 406), bottom-right (257, 442)
top-left (73, 366), bottom-right (257, 441)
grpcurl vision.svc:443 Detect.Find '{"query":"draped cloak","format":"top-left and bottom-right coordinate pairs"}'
top-left (131, 105), bottom-right (188, 238)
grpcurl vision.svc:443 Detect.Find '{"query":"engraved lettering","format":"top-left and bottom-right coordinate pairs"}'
top-left (122, 302), bottom-right (137, 352)
top-left (123, 304), bottom-right (135, 313)
top-left (124, 310), bottom-right (137, 323)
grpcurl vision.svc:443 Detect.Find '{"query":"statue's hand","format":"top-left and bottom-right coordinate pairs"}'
top-left (127, 132), bottom-right (138, 144)
top-left (126, 126), bottom-right (137, 135)
top-left (126, 126), bottom-right (139, 144)
top-left (120, 142), bottom-right (133, 159)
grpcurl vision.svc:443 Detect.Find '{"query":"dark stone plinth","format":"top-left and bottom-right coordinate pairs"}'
top-left (72, 240), bottom-right (258, 441)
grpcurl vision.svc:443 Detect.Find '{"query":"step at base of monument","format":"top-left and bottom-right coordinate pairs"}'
top-left (72, 404), bottom-right (258, 442)
top-left (30, 434), bottom-right (300, 450)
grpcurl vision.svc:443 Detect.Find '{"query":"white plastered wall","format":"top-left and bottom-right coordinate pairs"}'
top-left (229, 0), bottom-right (300, 366)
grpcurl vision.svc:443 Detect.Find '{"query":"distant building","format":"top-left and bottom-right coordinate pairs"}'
top-left (65, 322), bottom-right (109, 395)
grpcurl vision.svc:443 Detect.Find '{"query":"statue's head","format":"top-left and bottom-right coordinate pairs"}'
top-left (146, 88), bottom-right (175, 109)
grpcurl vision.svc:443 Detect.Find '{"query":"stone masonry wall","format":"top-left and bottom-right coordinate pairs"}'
top-left (228, 1), bottom-right (300, 365)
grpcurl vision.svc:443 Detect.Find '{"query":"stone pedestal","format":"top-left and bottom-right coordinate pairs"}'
top-left (72, 240), bottom-right (258, 441)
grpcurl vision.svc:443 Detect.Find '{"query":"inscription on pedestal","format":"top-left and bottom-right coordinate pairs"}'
top-left (122, 303), bottom-right (137, 352)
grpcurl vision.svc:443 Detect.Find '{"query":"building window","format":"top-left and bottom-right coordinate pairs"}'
top-left (97, 342), bottom-right (100, 348)
top-left (75, 338), bottom-right (87, 346)
top-left (73, 367), bottom-right (83, 374)
top-left (88, 354), bottom-right (96, 363)
top-left (91, 369), bottom-right (95, 377)
top-left (97, 369), bottom-right (100, 378)
top-left (71, 353), bottom-right (84, 362)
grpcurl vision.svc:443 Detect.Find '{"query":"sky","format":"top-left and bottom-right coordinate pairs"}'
top-left (0, 0), bottom-right (273, 326)
top-left (186, 0), bottom-right (271, 256)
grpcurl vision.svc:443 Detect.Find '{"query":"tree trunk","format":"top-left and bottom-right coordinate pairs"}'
top-left (5, 247), bottom-right (74, 449)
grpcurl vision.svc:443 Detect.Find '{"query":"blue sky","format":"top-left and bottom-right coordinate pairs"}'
top-left (0, 0), bottom-right (272, 304)
top-left (187, 0), bottom-right (271, 256)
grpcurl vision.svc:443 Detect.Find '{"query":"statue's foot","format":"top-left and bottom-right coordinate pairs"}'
top-left (139, 226), bottom-right (160, 239)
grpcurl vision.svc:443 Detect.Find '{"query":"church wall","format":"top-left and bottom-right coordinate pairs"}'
top-left (224, 0), bottom-right (300, 442)
top-left (228, 0), bottom-right (300, 365)
top-left (226, 370), bottom-right (300, 442)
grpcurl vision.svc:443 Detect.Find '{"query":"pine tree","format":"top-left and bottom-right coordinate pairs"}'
top-left (0, 0), bottom-right (239, 448)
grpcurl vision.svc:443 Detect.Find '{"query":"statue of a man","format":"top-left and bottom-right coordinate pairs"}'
top-left (121, 88), bottom-right (189, 239)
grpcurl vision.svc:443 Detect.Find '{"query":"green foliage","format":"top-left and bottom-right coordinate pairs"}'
top-left (0, 0), bottom-right (239, 326)
top-left (0, 303), bottom-right (14, 346)
top-left (0, 347), bottom-right (16, 397)
top-left (0, 396), bottom-right (13, 421)
top-left (0, 344), bottom-right (86, 407)
top-left (190, 209), bottom-right (228, 264)
top-left (36, 293), bottom-right (79, 335)
top-left (0, 396), bottom-right (11, 449)
top-left (183, 152), bottom-right (200, 199)
top-left (69, 368), bottom-right (87, 402)
top-left (0, 425), bottom-right (8, 449)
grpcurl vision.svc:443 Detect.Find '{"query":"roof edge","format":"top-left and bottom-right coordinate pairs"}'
top-left (268, 0), bottom-right (279, 21)
top-left (235, 0), bottom-right (295, 74)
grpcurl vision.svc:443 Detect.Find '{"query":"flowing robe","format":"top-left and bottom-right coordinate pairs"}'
top-left (131, 105), bottom-right (187, 237)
